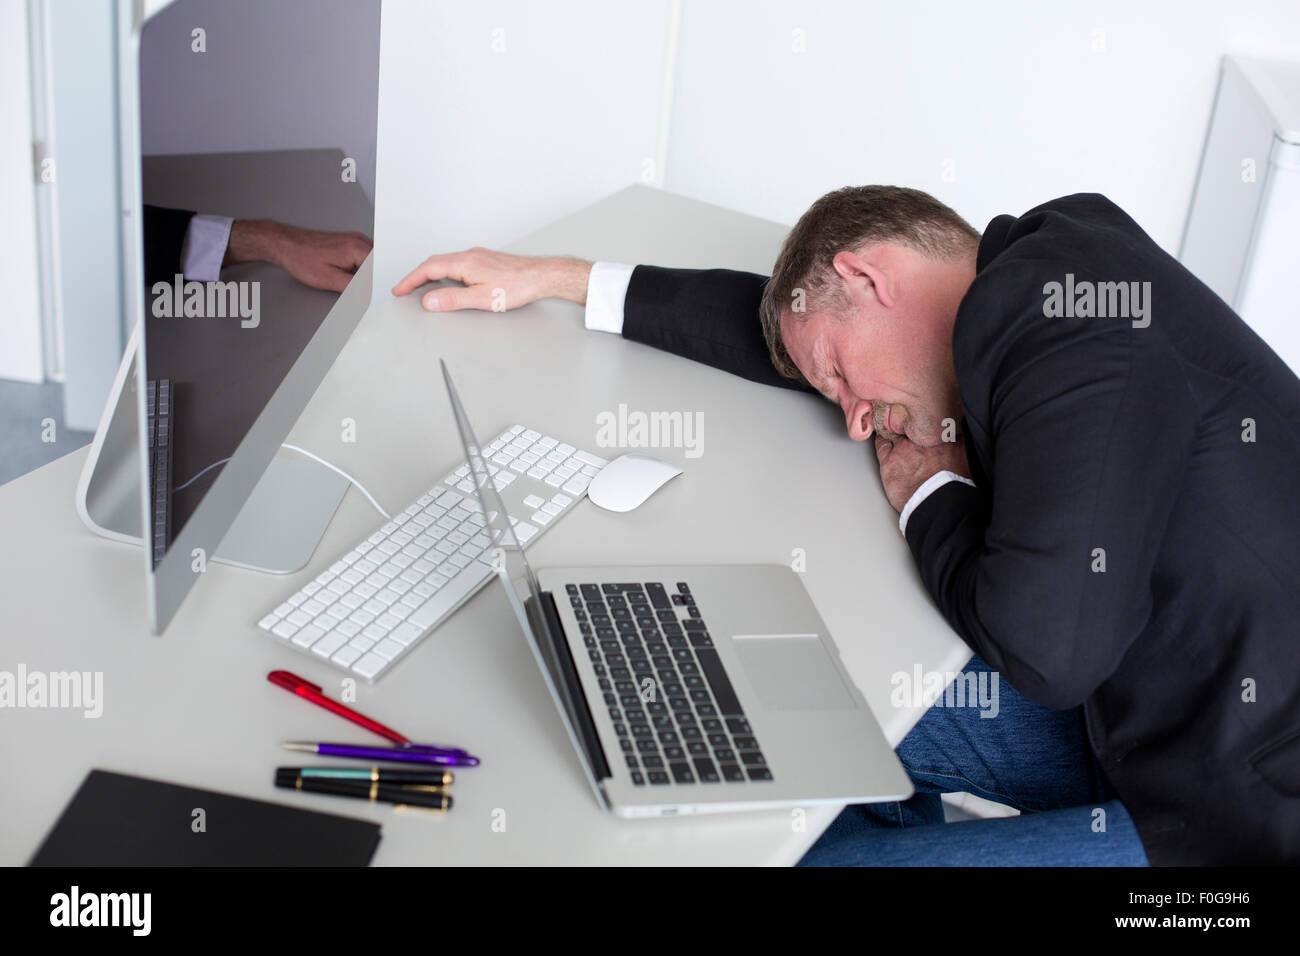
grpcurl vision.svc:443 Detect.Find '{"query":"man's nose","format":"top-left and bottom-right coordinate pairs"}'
top-left (844, 399), bottom-right (873, 441)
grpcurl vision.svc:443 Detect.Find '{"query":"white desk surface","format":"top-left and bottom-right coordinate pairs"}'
top-left (0, 185), bottom-right (970, 866)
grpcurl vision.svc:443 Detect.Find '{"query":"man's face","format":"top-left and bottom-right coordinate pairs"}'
top-left (779, 246), bottom-right (969, 449)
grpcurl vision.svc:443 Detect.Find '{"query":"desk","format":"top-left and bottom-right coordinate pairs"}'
top-left (0, 185), bottom-right (970, 865)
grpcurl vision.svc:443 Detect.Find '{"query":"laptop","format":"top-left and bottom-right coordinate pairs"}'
top-left (442, 362), bottom-right (913, 816)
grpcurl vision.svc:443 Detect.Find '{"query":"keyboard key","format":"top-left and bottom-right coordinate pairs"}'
top-left (351, 653), bottom-right (386, 679)
top-left (693, 757), bottom-right (720, 783)
top-left (311, 630), bottom-right (349, 658)
top-left (331, 645), bottom-right (363, 668)
top-left (561, 476), bottom-right (590, 495)
top-left (389, 621), bottom-right (421, 645)
top-left (694, 648), bottom-right (745, 716)
top-left (747, 767), bottom-right (774, 781)
top-left (669, 762), bottom-right (696, 784)
top-left (408, 564), bottom-right (492, 631)
top-left (288, 624), bottom-right (319, 646)
top-left (523, 494), bottom-right (545, 509)
top-left (721, 764), bottom-right (746, 783)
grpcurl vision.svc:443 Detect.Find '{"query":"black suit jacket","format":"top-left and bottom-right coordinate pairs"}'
top-left (142, 204), bottom-right (197, 287)
top-left (620, 194), bottom-right (1300, 865)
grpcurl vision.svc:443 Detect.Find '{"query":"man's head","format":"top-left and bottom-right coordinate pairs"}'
top-left (759, 186), bottom-right (980, 448)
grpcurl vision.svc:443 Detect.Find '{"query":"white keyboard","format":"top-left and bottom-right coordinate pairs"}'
top-left (256, 425), bottom-right (608, 681)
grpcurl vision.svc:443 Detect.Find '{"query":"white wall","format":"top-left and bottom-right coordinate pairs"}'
top-left (0, 0), bottom-right (44, 383)
top-left (376, 0), bottom-right (1300, 272)
top-left (47, 0), bottom-right (126, 430)
top-left (139, 0), bottom-right (381, 203)
top-left (665, 0), bottom-right (1300, 255)
top-left (372, 0), bottom-right (673, 293)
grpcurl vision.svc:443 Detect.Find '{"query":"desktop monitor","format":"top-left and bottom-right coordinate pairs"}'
top-left (75, 0), bottom-right (381, 633)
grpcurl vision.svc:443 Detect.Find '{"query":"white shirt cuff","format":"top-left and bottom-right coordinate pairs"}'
top-left (584, 261), bottom-right (634, 334)
top-left (180, 214), bottom-right (234, 281)
top-left (899, 470), bottom-right (975, 536)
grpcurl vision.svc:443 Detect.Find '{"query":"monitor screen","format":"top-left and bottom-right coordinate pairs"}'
top-left (131, 0), bottom-right (380, 626)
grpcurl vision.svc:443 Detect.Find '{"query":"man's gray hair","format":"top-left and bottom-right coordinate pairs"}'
top-left (759, 185), bottom-right (981, 385)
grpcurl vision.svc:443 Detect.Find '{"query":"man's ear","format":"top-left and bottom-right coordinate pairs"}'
top-left (831, 249), bottom-right (894, 308)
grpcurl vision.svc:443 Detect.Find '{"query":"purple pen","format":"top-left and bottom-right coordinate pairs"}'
top-left (283, 742), bottom-right (480, 767)
top-left (401, 743), bottom-right (471, 756)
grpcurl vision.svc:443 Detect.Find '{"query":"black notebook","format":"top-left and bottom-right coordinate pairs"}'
top-left (30, 770), bottom-right (382, 866)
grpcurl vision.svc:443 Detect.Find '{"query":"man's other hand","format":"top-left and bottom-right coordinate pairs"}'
top-left (227, 220), bottom-right (372, 293)
top-left (391, 248), bottom-right (591, 312)
top-left (874, 434), bottom-right (970, 513)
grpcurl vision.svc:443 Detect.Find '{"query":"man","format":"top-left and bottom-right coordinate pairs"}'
top-left (393, 187), bottom-right (1300, 865)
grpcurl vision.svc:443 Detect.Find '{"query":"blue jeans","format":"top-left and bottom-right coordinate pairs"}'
top-left (798, 655), bottom-right (1150, 866)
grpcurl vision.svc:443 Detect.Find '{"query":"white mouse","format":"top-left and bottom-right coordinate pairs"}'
top-left (587, 454), bottom-right (683, 512)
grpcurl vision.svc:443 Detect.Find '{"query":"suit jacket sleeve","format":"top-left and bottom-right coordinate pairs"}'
top-left (142, 204), bottom-right (196, 287)
top-left (621, 265), bottom-right (815, 393)
top-left (904, 258), bottom-right (1198, 710)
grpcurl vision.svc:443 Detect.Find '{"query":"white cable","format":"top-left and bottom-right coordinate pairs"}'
top-left (173, 455), bottom-right (232, 492)
top-left (280, 443), bottom-right (391, 520)
top-left (172, 444), bottom-right (391, 520)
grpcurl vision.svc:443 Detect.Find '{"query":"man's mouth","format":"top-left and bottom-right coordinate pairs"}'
top-left (873, 404), bottom-right (904, 441)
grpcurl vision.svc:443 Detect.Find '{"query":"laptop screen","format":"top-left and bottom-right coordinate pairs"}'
top-left (440, 362), bottom-right (609, 795)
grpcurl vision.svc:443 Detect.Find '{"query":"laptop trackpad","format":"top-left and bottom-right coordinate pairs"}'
top-left (733, 634), bottom-right (855, 711)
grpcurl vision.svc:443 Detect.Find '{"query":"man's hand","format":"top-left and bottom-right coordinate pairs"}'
top-left (874, 434), bottom-right (970, 513)
top-left (226, 220), bottom-right (372, 293)
top-left (391, 248), bottom-right (591, 312)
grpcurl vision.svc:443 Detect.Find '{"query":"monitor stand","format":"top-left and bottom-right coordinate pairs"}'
top-left (76, 327), bottom-right (347, 575)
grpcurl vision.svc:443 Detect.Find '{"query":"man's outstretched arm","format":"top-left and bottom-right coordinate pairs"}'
top-left (392, 249), bottom-right (814, 393)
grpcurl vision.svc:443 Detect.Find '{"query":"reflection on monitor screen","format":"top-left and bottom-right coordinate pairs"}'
top-left (136, 0), bottom-right (379, 570)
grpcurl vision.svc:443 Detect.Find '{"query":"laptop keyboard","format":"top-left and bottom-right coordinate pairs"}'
top-left (567, 581), bottom-right (771, 786)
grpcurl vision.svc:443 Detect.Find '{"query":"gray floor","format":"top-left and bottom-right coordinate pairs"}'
top-left (0, 379), bottom-right (93, 486)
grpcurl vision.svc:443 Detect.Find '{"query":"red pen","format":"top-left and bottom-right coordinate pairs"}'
top-left (267, 670), bottom-right (411, 744)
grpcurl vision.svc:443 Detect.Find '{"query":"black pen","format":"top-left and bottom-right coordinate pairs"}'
top-left (276, 766), bottom-right (454, 786)
top-left (275, 774), bottom-right (453, 812)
